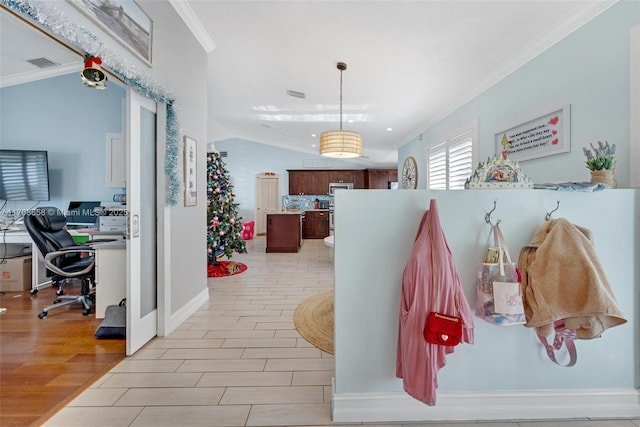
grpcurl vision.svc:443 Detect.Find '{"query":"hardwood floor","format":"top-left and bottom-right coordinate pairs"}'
top-left (0, 283), bottom-right (125, 427)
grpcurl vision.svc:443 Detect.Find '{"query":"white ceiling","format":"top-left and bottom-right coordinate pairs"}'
top-left (187, 0), bottom-right (615, 166)
top-left (1, 2), bottom-right (616, 167)
top-left (0, 9), bottom-right (82, 87)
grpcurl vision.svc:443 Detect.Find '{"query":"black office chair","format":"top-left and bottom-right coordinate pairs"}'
top-left (24, 207), bottom-right (96, 318)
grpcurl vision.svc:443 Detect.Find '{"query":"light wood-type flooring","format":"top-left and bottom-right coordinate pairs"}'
top-left (15, 238), bottom-right (640, 426)
top-left (0, 279), bottom-right (125, 426)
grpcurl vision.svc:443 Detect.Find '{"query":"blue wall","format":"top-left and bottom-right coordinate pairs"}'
top-left (1, 72), bottom-right (126, 213)
top-left (213, 138), bottom-right (365, 221)
top-left (400, 1), bottom-right (639, 188)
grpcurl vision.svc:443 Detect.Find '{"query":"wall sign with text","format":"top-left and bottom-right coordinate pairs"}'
top-left (495, 105), bottom-right (571, 162)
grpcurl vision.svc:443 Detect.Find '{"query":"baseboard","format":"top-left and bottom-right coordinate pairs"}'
top-left (332, 380), bottom-right (640, 423)
top-left (162, 287), bottom-right (209, 336)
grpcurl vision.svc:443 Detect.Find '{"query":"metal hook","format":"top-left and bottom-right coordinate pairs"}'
top-left (484, 200), bottom-right (501, 225)
top-left (545, 201), bottom-right (560, 221)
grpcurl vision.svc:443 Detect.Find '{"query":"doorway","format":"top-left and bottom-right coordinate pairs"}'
top-left (255, 173), bottom-right (281, 235)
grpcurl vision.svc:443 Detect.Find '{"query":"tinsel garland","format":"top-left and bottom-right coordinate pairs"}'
top-left (1, 0), bottom-right (182, 205)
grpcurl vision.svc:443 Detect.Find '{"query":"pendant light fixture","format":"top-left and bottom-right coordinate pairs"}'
top-left (319, 62), bottom-right (362, 158)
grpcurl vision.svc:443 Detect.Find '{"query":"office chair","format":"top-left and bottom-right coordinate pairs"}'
top-left (24, 207), bottom-right (96, 318)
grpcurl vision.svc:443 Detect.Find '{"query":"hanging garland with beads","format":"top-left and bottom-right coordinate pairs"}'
top-left (1, 0), bottom-right (182, 205)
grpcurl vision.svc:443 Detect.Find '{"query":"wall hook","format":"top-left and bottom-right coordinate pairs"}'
top-left (485, 200), bottom-right (501, 225)
top-left (545, 201), bottom-right (560, 221)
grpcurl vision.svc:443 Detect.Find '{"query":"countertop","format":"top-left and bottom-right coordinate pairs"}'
top-left (91, 240), bottom-right (126, 250)
top-left (268, 210), bottom-right (304, 215)
top-left (270, 209), bottom-right (330, 214)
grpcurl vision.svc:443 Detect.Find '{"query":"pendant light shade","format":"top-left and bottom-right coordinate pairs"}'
top-left (320, 62), bottom-right (362, 158)
top-left (319, 130), bottom-right (362, 158)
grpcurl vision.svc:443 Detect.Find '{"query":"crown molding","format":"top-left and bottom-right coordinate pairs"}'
top-left (0, 63), bottom-right (79, 88)
top-left (168, 0), bottom-right (216, 54)
top-left (403, 0), bottom-right (620, 147)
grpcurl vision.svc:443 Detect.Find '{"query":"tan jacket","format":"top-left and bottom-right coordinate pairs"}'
top-left (518, 218), bottom-right (626, 339)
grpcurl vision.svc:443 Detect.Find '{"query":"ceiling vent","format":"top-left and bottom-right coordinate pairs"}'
top-left (219, 151), bottom-right (228, 157)
top-left (27, 57), bottom-right (60, 69)
top-left (286, 89), bottom-right (306, 99)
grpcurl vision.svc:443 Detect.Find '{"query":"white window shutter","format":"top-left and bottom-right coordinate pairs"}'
top-left (427, 129), bottom-right (473, 190)
top-left (428, 146), bottom-right (447, 190)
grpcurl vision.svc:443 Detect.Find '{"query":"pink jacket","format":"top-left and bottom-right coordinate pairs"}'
top-left (396, 199), bottom-right (474, 405)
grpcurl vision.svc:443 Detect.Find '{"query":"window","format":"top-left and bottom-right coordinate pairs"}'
top-left (428, 128), bottom-right (474, 190)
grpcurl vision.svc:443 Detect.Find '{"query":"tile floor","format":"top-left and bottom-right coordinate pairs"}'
top-left (45, 237), bottom-right (639, 427)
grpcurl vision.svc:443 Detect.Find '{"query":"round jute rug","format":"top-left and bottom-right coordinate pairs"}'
top-left (293, 290), bottom-right (334, 355)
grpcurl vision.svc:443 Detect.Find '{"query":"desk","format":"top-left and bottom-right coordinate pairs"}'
top-left (1, 230), bottom-right (126, 317)
top-left (93, 240), bottom-right (126, 319)
top-left (2, 230), bottom-right (47, 290)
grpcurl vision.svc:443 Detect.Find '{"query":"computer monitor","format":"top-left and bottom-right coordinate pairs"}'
top-left (66, 201), bottom-right (101, 228)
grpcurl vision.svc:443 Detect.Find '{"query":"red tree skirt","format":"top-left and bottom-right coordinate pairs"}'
top-left (207, 261), bottom-right (248, 278)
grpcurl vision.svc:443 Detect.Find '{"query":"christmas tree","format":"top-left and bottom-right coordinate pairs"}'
top-left (207, 151), bottom-right (247, 265)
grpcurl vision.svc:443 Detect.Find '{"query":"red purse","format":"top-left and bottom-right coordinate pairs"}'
top-left (424, 312), bottom-right (463, 346)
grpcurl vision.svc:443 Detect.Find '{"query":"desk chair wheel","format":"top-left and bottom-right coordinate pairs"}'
top-left (82, 309), bottom-right (91, 316)
top-left (30, 289), bottom-right (38, 295)
top-left (56, 289), bottom-right (64, 296)
top-left (38, 311), bottom-right (48, 319)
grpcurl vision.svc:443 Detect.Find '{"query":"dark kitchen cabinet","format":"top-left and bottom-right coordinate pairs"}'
top-left (352, 170), bottom-right (366, 189)
top-left (266, 213), bottom-right (302, 253)
top-left (289, 171), bottom-right (316, 195)
top-left (313, 171), bottom-right (330, 195)
top-left (288, 169), bottom-right (367, 194)
top-left (302, 210), bottom-right (330, 239)
top-left (365, 168), bottom-right (399, 189)
top-left (329, 170), bottom-right (353, 183)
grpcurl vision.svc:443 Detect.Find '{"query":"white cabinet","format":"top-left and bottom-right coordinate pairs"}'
top-left (94, 241), bottom-right (126, 318)
top-left (105, 133), bottom-right (126, 187)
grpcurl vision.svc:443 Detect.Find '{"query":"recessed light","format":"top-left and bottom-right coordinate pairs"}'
top-left (386, 127), bottom-right (393, 131)
top-left (312, 144), bottom-right (316, 148)
top-left (311, 133), bottom-right (316, 138)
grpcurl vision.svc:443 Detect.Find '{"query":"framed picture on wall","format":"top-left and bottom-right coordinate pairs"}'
top-left (184, 136), bottom-right (197, 207)
top-left (67, 0), bottom-right (153, 65)
top-left (495, 105), bottom-right (571, 162)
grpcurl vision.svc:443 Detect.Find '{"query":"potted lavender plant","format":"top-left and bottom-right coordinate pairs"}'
top-left (583, 141), bottom-right (617, 187)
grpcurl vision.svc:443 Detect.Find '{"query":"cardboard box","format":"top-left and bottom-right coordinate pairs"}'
top-left (0, 255), bottom-right (32, 292)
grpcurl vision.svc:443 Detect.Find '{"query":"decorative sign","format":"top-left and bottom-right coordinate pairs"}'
top-left (495, 105), bottom-right (570, 161)
top-left (184, 136), bottom-right (197, 207)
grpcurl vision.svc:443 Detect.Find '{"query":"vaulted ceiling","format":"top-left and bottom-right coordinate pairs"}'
top-left (1, 1), bottom-right (617, 166)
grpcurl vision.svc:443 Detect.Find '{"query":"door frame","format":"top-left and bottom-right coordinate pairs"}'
top-left (255, 172), bottom-right (281, 235)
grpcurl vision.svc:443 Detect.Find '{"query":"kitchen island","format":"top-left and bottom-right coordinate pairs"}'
top-left (266, 211), bottom-right (303, 253)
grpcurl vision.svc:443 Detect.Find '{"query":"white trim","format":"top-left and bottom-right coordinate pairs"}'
top-left (168, 0), bottom-right (216, 53)
top-left (165, 287), bottom-right (209, 335)
top-left (630, 24), bottom-right (640, 188)
top-left (332, 382), bottom-right (640, 423)
top-left (402, 1), bottom-right (619, 146)
top-left (0, 63), bottom-right (79, 88)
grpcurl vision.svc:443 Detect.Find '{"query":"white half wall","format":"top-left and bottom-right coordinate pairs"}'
top-left (333, 189), bottom-right (639, 422)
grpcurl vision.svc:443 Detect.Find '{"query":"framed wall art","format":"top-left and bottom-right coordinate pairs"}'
top-left (184, 136), bottom-right (197, 207)
top-left (67, 0), bottom-right (153, 65)
top-left (495, 104), bottom-right (571, 162)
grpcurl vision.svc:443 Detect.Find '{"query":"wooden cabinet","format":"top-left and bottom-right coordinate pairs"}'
top-left (289, 171), bottom-right (315, 195)
top-left (289, 170), bottom-right (329, 195)
top-left (314, 171), bottom-right (330, 195)
top-left (266, 213), bottom-right (302, 253)
top-left (288, 169), bottom-right (367, 194)
top-left (365, 168), bottom-right (399, 189)
top-left (329, 170), bottom-right (353, 183)
top-left (352, 170), bottom-right (366, 189)
top-left (302, 210), bottom-right (330, 239)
